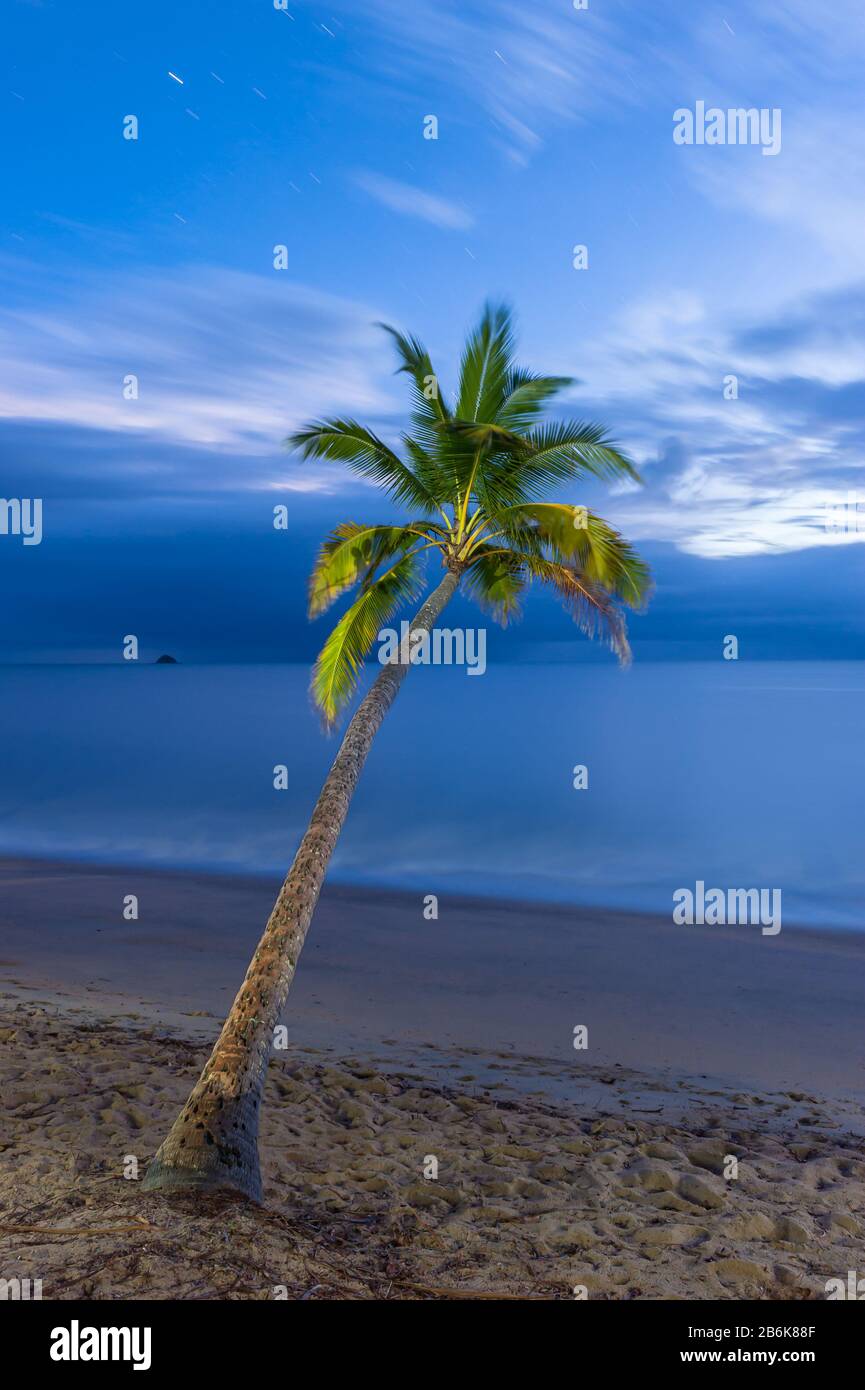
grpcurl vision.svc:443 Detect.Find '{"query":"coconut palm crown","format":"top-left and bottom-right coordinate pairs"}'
top-left (294, 301), bottom-right (651, 726)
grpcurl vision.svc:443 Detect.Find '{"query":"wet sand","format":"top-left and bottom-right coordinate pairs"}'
top-left (1, 857), bottom-right (863, 1105)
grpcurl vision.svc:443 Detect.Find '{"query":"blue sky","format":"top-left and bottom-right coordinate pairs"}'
top-left (3, 0), bottom-right (865, 662)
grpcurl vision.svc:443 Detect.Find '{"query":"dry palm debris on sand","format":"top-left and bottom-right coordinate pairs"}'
top-left (1, 1002), bottom-right (862, 1300)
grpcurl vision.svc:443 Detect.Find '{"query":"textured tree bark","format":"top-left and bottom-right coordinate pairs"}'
top-left (143, 570), bottom-right (461, 1201)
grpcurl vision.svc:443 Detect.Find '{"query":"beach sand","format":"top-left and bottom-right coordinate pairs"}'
top-left (1, 858), bottom-right (863, 1300)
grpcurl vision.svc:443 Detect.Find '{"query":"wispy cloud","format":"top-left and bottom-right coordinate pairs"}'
top-left (0, 260), bottom-right (414, 504)
top-left (690, 115), bottom-right (865, 291)
top-left (564, 285), bottom-right (865, 558)
top-left (328, 0), bottom-right (865, 189)
top-left (0, 262), bottom-right (395, 454)
top-left (353, 172), bottom-right (473, 229)
top-left (4, 254), bottom-right (865, 560)
top-left (328, 0), bottom-right (649, 161)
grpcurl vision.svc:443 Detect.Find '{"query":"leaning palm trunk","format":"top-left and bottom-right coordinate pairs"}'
top-left (142, 571), bottom-right (460, 1201)
top-left (142, 301), bottom-right (651, 1206)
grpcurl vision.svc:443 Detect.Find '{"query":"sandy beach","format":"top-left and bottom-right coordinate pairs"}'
top-left (1, 857), bottom-right (863, 1300)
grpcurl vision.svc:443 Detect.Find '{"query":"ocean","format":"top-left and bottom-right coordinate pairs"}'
top-left (0, 660), bottom-right (862, 928)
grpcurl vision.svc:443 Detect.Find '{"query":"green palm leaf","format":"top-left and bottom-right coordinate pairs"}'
top-left (376, 325), bottom-right (460, 510)
top-left (378, 323), bottom-right (451, 439)
top-left (456, 301), bottom-right (515, 423)
top-left (461, 545), bottom-right (525, 624)
top-left (527, 554), bottom-right (633, 664)
top-left (480, 420), bottom-right (641, 509)
top-left (475, 549), bottom-right (633, 664)
top-left (308, 522), bottom-right (426, 618)
top-left (494, 503), bottom-right (651, 606)
top-left (311, 550), bottom-right (426, 726)
top-left (401, 434), bottom-right (454, 509)
top-left (287, 419), bottom-right (440, 514)
top-left (437, 420), bottom-right (528, 452)
top-left (497, 371), bottom-right (574, 430)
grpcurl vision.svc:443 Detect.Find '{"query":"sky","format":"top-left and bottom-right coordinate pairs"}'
top-left (2, 0), bottom-right (865, 663)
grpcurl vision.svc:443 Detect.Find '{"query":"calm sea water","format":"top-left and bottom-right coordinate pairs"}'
top-left (0, 661), bottom-right (862, 928)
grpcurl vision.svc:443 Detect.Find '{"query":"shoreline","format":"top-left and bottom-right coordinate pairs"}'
top-left (0, 849), bottom-right (855, 936)
top-left (2, 855), bottom-right (864, 1112)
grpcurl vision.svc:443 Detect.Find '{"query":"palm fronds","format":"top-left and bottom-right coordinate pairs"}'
top-left (456, 302), bottom-right (515, 423)
top-left (497, 370), bottom-right (574, 430)
top-left (493, 503), bottom-right (652, 607)
top-left (311, 551), bottom-right (426, 725)
top-left (286, 301), bottom-right (652, 722)
top-left (308, 522), bottom-right (427, 617)
top-left (288, 419), bottom-right (441, 514)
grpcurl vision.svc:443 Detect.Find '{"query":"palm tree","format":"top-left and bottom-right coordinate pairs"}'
top-left (142, 303), bottom-right (651, 1202)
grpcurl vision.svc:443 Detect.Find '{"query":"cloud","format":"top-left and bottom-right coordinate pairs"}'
top-left (564, 284), bottom-right (865, 559)
top-left (329, 0), bottom-right (865, 222)
top-left (353, 172), bottom-right (473, 229)
top-left (687, 114), bottom-right (865, 290)
top-left (0, 261), bottom-right (397, 457)
top-left (0, 259), bottom-right (426, 506)
top-left (654, 2), bottom-right (865, 292)
top-left (3, 254), bottom-right (865, 563)
top-left (326, 0), bottom-right (652, 161)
